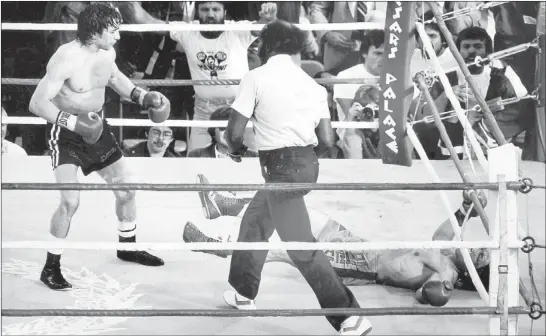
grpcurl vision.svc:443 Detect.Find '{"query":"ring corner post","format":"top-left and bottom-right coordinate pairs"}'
top-left (378, 1), bottom-right (417, 167)
top-left (488, 144), bottom-right (521, 336)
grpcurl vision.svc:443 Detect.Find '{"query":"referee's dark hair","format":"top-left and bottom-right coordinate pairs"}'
top-left (258, 19), bottom-right (306, 61)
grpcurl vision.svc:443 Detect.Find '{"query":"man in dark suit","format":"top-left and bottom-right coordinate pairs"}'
top-left (188, 106), bottom-right (258, 158)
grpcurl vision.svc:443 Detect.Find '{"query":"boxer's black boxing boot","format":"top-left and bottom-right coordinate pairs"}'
top-left (40, 252), bottom-right (72, 290)
top-left (117, 236), bottom-right (164, 266)
top-left (182, 222), bottom-right (229, 258)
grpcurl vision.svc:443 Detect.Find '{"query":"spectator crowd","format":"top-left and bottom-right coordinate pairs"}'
top-left (2, 1), bottom-right (544, 162)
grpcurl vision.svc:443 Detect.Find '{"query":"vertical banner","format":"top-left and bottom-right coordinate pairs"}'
top-left (378, 2), bottom-right (417, 166)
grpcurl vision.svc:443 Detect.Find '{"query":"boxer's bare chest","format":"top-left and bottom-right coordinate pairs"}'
top-left (64, 51), bottom-right (113, 93)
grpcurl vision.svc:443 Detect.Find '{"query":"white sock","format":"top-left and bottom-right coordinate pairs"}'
top-left (118, 221), bottom-right (137, 238)
top-left (47, 235), bottom-right (65, 255)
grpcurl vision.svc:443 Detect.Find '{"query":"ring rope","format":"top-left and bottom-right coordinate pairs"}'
top-left (407, 126), bottom-right (490, 304)
top-left (0, 181), bottom-right (527, 191)
top-left (1, 39), bottom-right (535, 88)
top-left (1, 240), bottom-right (521, 252)
top-left (414, 76), bottom-right (491, 233)
top-left (3, 117), bottom-right (378, 129)
top-left (0, 21), bottom-right (383, 32)
top-left (414, 94), bottom-right (538, 125)
top-left (423, 1), bottom-right (509, 24)
top-left (415, 22), bottom-right (489, 172)
top-left (466, 40), bottom-right (540, 68)
top-left (0, 77), bottom-right (380, 87)
top-left (431, 6), bottom-right (507, 148)
top-left (0, 306), bottom-right (535, 318)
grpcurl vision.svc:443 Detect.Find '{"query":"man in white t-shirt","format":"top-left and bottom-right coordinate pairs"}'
top-left (169, 1), bottom-right (277, 153)
top-left (333, 29), bottom-right (384, 159)
top-left (1, 106), bottom-right (27, 156)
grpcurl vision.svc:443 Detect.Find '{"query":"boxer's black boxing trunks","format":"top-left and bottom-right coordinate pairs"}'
top-left (46, 113), bottom-right (123, 176)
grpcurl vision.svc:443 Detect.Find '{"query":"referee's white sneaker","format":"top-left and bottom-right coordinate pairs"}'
top-left (223, 290), bottom-right (256, 310)
top-left (339, 316), bottom-right (373, 335)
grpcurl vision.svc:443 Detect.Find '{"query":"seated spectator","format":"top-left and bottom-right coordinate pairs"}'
top-left (424, 27), bottom-right (527, 159)
top-left (309, 1), bottom-right (386, 72)
top-left (168, 1), bottom-right (277, 153)
top-left (411, 11), bottom-right (458, 77)
top-left (343, 85), bottom-right (381, 159)
top-left (124, 126), bottom-right (181, 158)
top-left (490, 2), bottom-right (541, 160)
top-left (2, 106), bottom-right (27, 156)
top-left (333, 29), bottom-right (384, 159)
top-left (188, 106), bottom-right (258, 158)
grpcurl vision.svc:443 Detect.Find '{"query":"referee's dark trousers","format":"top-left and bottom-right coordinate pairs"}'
top-left (228, 145), bottom-right (360, 331)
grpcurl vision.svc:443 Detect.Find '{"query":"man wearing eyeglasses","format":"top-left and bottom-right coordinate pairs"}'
top-left (124, 126), bottom-right (180, 157)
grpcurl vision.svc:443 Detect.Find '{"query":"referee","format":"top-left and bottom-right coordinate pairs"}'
top-left (222, 19), bottom-right (372, 336)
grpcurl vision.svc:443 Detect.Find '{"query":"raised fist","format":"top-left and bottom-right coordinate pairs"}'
top-left (259, 2), bottom-right (277, 22)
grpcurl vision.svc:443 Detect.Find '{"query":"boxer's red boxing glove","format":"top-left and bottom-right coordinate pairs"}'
top-left (419, 280), bottom-right (453, 307)
top-left (56, 111), bottom-right (103, 144)
top-left (131, 87), bottom-right (171, 123)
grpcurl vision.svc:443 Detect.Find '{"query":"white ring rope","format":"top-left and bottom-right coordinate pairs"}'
top-left (415, 22), bottom-right (489, 173)
top-left (1, 240), bottom-right (524, 251)
top-left (407, 125), bottom-right (490, 304)
top-left (0, 22), bottom-right (382, 32)
top-left (423, 1), bottom-right (509, 24)
top-left (4, 117), bottom-right (378, 129)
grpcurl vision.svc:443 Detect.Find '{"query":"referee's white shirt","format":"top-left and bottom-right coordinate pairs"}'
top-left (231, 55), bottom-right (331, 151)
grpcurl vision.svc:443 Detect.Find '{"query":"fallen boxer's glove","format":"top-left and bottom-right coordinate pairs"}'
top-left (131, 87), bottom-right (171, 123)
top-left (56, 111), bottom-right (103, 144)
top-left (416, 280), bottom-right (453, 307)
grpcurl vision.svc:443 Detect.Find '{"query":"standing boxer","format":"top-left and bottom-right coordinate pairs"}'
top-left (29, 3), bottom-right (170, 291)
top-left (222, 19), bottom-right (371, 335)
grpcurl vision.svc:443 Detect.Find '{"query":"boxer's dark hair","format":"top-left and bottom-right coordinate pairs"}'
top-left (207, 105), bottom-right (231, 139)
top-left (456, 26), bottom-right (493, 55)
top-left (360, 30), bottom-right (385, 55)
top-left (455, 265), bottom-right (490, 292)
top-left (77, 3), bottom-right (122, 46)
top-left (258, 19), bottom-right (305, 61)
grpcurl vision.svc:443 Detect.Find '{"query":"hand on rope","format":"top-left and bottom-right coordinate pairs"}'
top-left (460, 189), bottom-right (487, 218)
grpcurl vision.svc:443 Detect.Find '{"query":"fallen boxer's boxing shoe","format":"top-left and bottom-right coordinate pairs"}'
top-left (182, 222), bottom-right (229, 258)
top-left (117, 236), bottom-right (165, 266)
top-left (339, 316), bottom-right (373, 336)
top-left (196, 174), bottom-right (248, 219)
top-left (40, 265), bottom-right (72, 291)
